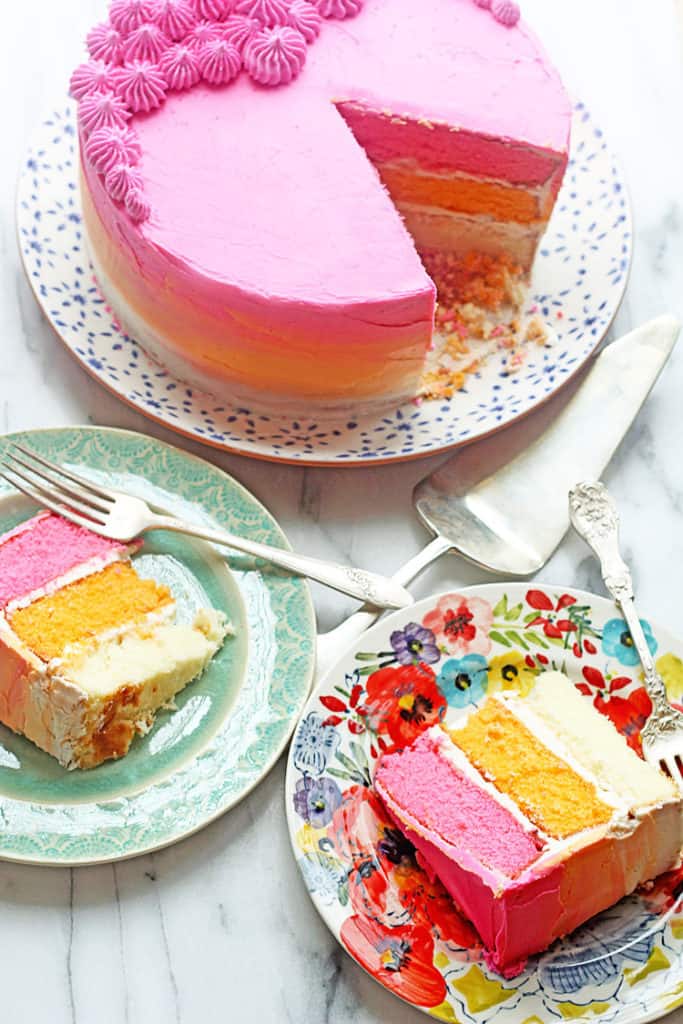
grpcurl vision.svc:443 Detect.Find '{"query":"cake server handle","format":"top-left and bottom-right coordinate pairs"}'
top-left (150, 514), bottom-right (414, 611)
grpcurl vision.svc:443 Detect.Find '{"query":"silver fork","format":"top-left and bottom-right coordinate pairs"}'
top-left (570, 480), bottom-right (683, 789)
top-left (0, 444), bottom-right (413, 611)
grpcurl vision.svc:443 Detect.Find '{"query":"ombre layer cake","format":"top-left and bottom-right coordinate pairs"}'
top-left (0, 512), bottom-right (229, 769)
top-left (375, 672), bottom-right (682, 976)
top-left (73, 0), bottom-right (571, 409)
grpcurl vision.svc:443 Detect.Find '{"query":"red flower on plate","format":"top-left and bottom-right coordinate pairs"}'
top-left (340, 915), bottom-right (447, 1009)
top-left (525, 589), bottom-right (578, 639)
top-left (422, 593), bottom-right (493, 656)
top-left (577, 666), bottom-right (652, 753)
top-left (364, 664), bottom-right (447, 748)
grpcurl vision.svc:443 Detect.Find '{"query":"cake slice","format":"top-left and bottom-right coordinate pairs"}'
top-left (0, 512), bottom-right (229, 769)
top-left (375, 672), bottom-right (682, 976)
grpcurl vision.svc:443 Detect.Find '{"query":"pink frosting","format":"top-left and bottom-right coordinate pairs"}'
top-left (159, 44), bottom-right (202, 89)
top-left (286, 0), bottom-right (321, 42)
top-left (198, 39), bottom-right (242, 84)
top-left (152, 0), bottom-right (198, 39)
top-left (69, 60), bottom-right (116, 100)
top-left (315, 0), bottom-right (362, 19)
top-left (105, 162), bottom-right (145, 202)
top-left (109, 0), bottom-right (157, 34)
top-left (114, 61), bottom-right (168, 112)
top-left (491, 0), bottom-right (520, 26)
top-left (86, 23), bottom-right (123, 64)
top-left (86, 125), bottom-right (142, 174)
top-left (473, 0), bottom-right (491, 7)
top-left (220, 13), bottom-right (259, 50)
top-left (234, 0), bottom-right (289, 26)
top-left (193, 0), bottom-right (233, 18)
top-left (122, 22), bottom-right (170, 62)
top-left (185, 20), bottom-right (222, 49)
top-left (78, 91), bottom-right (131, 134)
top-left (244, 26), bottom-right (307, 85)
top-left (125, 187), bottom-right (152, 221)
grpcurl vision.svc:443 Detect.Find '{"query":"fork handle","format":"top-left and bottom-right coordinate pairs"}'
top-left (149, 514), bottom-right (413, 611)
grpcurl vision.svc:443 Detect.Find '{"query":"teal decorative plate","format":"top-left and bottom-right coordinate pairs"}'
top-left (286, 585), bottom-right (683, 1024)
top-left (0, 427), bottom-right (315, 865)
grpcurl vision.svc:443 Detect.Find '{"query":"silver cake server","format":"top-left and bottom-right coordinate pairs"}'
top-left (317, 315), bottom-right (680, 680)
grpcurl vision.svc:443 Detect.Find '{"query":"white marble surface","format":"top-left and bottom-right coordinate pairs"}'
top-left (1, 1), bottom-right (683, 1021)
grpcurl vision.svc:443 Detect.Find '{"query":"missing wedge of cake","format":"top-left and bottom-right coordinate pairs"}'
top-left (0, 512), bottom-right (230, 770)
top-left (375, 671), bottom-right (682, 977)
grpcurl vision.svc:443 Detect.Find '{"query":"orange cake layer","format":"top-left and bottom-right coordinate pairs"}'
top-left (376, 166), bottom-right (546, 224)
top-left (10, 562), bottom-right (173, 662)
top-left (449, 701), bottom-right (614, 838)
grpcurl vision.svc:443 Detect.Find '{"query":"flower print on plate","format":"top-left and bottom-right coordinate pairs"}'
top-left (286, 583), bottom-right (683, 1024)
top-left (17, 103), bottom-right (631, 465)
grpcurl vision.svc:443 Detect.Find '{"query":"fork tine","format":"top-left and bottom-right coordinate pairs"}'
top-left (0, 468), bottom-right (109, 533)
top-left (2, 459), bottom-right (108, 524)
top-left (10, 444), bottom-right (115, 503)
top-left (7, 448), bottom-right (112, 515)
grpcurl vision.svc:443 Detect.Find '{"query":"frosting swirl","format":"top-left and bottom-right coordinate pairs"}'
top-left (125, 187), bottom-right (152, 222)
top-left (234, 0), bottom-right (289, 26)
top-left (122, 22), bottom-right (170, 62)
top-left (198, 39), bottom-right (242, 84)
top-left (491, 0), bottom-right (520, 26)
top-left (109, 0), bottom-right (157, 34)
top-left (185, 20), bottom-right (222, 50)
top-left (220, 14), bottom-right (259, 51)
top-left (314, 0), bottom-right (362, 18)
top-left (194, 0), bottom-right (233, 18)
top-left (78, 91), bottom-right (131, 134)
top-left (114, 61), bottom-right (168, 112)
top-left (86, 125), bottom-right (142, 174)
top-left (104, 163), bottom-right (144, 202)
top-left (86, 23), bottom-right (123, 64)
top-left (244, 25), bottom-right (307, 85)
top-left (159, 44), bottom-right (202, 89)
top-left (69, 61), bottom-right (115, 100)
top-left (152, 0), bottom-right (198, 40)
top-left (286, 1), bottom-right (321, 43)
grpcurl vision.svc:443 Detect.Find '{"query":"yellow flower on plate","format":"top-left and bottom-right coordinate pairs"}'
top-left (487, 651), bottom-right (538, 697)
top-left (295, 823), bottom-right (327, 854)
top-left (656, 653), bottom-right (683, 701)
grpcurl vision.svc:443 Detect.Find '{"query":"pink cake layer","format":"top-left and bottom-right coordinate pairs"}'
top-left (0, 513), bottom-right (127, 609)
top-left (82, 0), bottom-right (571, 405)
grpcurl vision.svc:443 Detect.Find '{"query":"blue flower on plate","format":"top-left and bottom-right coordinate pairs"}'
top-left (298, 852), bottom-right (347, 907)
top-left (292, 712), bottom-right (341, 776)
top-left (390, 623), bottom-right (440, 666)
top-left (293, 775), bottom-right (343, 828)
top-left (438, 654), bottom-right (488, 708)
top-left (602, 618), bottom-right (657, 667)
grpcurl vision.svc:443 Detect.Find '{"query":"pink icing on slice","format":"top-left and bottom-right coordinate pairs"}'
top-left (220, 13), bottom-right (258, 50)
top-left (109, 0), bottom-right (157, 34)
top-left (375, 730), bottom-right (542, 877)
top-left (244, 26), bottom-right (307, 85)
top-left (234, 0), bottom-right (289, 26)
top-left (159, 44), bottom-right (202, 89)
top-left (78, 91), bottom-right (131, 134)
top-left (152, 0), bottom-right (198, 40)
top-left (122, 22), bottom-right (170, 62)
top-left (114, 60), bottom-right (168, 112)
top-left (125, 187), bottom-right (152, 221)
top-left (198, 39), bottom-right (242, 84)
top-left (86, 125), bottom-right (141, 174)
top-left (86, 23), bottom-right (123, 63)
top-left (286, 0), bottom-right (322, 42)
top-left (491, 0), bottom-right (520, 26)
top-left (315, 0), bottom-right (362, 19)
top-left (193, 0), bottom-right (233, 19)
top-left (69, 61), bottom-right (116, 100)
top-left (0, 513), bottom-right (128, 609)
top-left (105, 163), bottom-right (145, 202)
top-left (473, 0), bottom-right (492, 7)
top-left (185, 20), bottom-right (222, 49)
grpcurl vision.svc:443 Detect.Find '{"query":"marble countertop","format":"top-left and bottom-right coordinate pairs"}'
top-left (2, 1), bottom-right (683, 1021)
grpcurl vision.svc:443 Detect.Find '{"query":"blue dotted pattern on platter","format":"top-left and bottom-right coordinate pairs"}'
top-left (17, 102), bottom-right (632, 465)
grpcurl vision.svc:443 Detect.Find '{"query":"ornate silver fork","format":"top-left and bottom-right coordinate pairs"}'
top-left (0, 444), bottom-right (413, 611)
top-left (570, 480), bottom-right (683, 789)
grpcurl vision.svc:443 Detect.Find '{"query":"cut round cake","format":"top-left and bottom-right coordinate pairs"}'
top-left (73, 0), bottom-right (572, 410)
top-left (0, 512), bottom-right (230, 769)
top-left (375, 671), bottom-right (683, 977)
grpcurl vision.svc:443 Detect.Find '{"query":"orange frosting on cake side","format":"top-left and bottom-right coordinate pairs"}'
top-left (449, 701), bottom-right (614, 839)
top-left (10, 562), bottom-right (173, 662)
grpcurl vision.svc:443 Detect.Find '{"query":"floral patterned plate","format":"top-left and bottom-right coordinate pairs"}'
top-left (0, 426), bottom-right (315, 865)
top-left (286, 584), bottom-right (683, 1024)
top-left (17, 103), bottom-right (630, 465)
